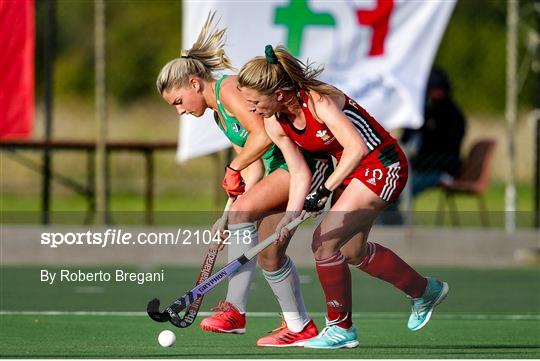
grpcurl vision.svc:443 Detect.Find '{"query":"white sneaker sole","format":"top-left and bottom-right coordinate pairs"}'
top-left (410, 281), bottom-right (449, 331)
top-left (304, 340), bottom-right (359, 349)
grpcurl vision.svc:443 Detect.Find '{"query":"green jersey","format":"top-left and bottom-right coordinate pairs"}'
top-left (213, 75), bottom-right (287, 174)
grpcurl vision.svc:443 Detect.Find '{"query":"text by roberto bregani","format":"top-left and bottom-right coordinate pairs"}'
top-left (40, 269), bottom-right (165, 285)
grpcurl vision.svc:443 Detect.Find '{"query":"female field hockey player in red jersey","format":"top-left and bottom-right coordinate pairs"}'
top-left (237, 45), bottom-right (449, 349)
top-left (156, 14), bottom-right (332, 346)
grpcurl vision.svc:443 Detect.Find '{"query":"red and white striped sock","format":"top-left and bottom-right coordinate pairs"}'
top-left (355, 242), bottom-right (427, 298)
top-left (316, 251), bottom-right (352, 329)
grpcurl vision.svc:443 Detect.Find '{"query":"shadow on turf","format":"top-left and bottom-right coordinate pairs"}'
top-left (362, 345), bottom-right (540, 349)
top-left (5, 345), bottom-right (538, 358)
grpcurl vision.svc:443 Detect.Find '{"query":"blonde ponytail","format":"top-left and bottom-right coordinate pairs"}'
top-left (156, 11), bottom-right (235, 94)
top-left (238, 45), bottom-right (339, 97)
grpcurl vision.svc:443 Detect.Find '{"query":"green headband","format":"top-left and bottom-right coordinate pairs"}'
top-left (265, 45), bottom-right (278, 64)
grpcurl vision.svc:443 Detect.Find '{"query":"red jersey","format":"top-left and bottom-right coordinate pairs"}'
top-left (276, 90), bottom-right (408, 203)
top-left (276, 90), bottom-right (393, 159)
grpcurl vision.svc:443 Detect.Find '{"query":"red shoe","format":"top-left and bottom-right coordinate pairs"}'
top-left (257, 318), bottom-right (319, 347)
top-left (200, 300), bottom-right (246, 334)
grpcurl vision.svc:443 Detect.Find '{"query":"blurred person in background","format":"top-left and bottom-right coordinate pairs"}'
top-left (403, 67), bottom-right (467, 194)
top-left (382, 67), bottom-right (467, 223)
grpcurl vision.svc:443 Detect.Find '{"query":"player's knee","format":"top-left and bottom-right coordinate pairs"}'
top-left (228, 200), bottom-right (256, 224)
top-left (312, 240), bottom-right (341, 259)
top-left (311, 239), bottom-right (320, 254)
top-left (341, 242), bottom-right (367, 265)
top-left (257, 252), bottom-right (284, 272)
top-left (311, 226), bottom-right (323, 253)
top-left (311, 227), bottom-right (334, 251)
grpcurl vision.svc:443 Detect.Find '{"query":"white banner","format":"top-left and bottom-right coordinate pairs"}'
top-left (177, 0), bottom-right (456, 162)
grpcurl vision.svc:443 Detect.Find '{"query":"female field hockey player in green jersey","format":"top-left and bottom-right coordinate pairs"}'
top-left (156, 13), bottom-right (331, 347)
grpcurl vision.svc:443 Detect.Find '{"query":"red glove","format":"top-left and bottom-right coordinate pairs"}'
top-left (222, 165), bottom-right (245, 197)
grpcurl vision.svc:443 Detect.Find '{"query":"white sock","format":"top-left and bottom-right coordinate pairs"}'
top-left (263, 256), bottom-right (310, 332)
top-left (225, 222), bottom-right (258, 313)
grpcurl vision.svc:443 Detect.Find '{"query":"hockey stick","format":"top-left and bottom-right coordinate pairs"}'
top-left (147, 213), bottom-right (310, 327)
top-left (148, 197), bottom-right (234, 327)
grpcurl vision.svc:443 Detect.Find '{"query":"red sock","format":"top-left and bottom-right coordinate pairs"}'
top-left (356, 242), bottom-right (427, 298)
top-left (316, 252), bottom-right (352, 329)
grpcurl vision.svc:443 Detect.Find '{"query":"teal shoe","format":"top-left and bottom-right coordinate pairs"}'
top-left (304, 318), bottom-right (359, 349)
top-left (408, 277), bottom-right (449, 331)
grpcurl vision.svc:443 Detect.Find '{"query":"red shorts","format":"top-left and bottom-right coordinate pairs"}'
top-left (342, 140), bottom-right (408, 203)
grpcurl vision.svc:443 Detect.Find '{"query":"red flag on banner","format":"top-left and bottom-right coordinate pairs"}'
top-left (0, 0), bottom-right (35, 139)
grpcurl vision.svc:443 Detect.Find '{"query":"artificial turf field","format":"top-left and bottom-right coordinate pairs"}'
top-left (1, 265), bottom-right (539, 358)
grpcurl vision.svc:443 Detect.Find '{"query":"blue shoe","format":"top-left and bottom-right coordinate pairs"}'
top-left (408, 277), bottom-right (449, 331)
top-left (304, 318), bottom-right (359, 349)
